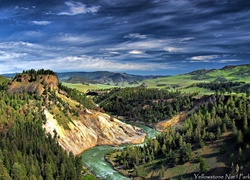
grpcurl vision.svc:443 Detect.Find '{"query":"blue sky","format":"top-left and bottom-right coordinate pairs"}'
top-left (0, 0), bottom-right (250, 75)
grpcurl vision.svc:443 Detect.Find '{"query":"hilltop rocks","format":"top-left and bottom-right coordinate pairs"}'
top-left (8, 74), bottom-right (59, 95)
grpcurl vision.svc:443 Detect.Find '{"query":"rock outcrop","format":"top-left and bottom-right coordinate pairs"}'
top-left (43, 108), bottom-right (146, 155)
top-left (155, 112), bottom-right (186, 132)
top-left (8, 74), bottom-right (59, 95)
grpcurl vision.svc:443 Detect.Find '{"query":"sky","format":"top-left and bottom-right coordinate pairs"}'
top-left (0, 0), bottom-right (250, 75)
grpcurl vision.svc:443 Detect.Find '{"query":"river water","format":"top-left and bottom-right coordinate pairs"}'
top-left (81, 122), bottom-right (160, 180)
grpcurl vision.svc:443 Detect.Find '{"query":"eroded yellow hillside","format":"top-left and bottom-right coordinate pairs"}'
top-left (43, 108), bottom-right (146, 155)
top-left (155, 112), bottom-right (186, 132)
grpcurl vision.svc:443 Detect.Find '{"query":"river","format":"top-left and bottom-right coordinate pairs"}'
top-left (81, 122), bottom-right (160, 180)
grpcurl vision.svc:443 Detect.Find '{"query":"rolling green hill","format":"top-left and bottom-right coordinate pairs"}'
top-left (144, 64), bottom-right (250, 94)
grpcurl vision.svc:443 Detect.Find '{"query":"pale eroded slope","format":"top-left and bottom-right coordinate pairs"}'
top-left (43, 109), bottom-right (146, 155)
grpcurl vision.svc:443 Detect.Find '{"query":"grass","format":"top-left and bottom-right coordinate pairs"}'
top-left (50, 105), bottom-right (70, 129)
top-left (163, 163), bottom-right (199, 179)
top-left (144, 65), bottom-right (250, 95)
top-left (180, 87), bottom-right (214, 95)
top-left (145, 74), bottom-right (213, 89)
top-left (62, 82), bottom-right (117, 92)
top-left (144, 76), bottom-right (212, 95)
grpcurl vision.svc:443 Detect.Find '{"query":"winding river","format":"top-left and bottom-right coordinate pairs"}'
top-left (81, 122), bottom-right (160, 180)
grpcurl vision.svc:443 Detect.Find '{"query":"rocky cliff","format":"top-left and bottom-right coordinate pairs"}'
top-left (43, 108), bottom-right (146, 155)
top-left (8, 73), bottom-right (59, 95)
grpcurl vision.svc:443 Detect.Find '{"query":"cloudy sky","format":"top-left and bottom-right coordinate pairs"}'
top-left (0, 0), bottom-right (249, 75)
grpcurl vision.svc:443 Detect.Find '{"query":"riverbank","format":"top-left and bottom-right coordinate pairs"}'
top-left (104, 151), bottom-right (135, 178)
top-left (81, 123), bottom-right (159, 180)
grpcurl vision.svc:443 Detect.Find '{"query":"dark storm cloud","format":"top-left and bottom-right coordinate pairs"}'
top-left (0, 0), bottom-right (249, 74)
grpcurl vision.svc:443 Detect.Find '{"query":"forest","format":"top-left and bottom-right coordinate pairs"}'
top-left (188, 81), bottom-right (249, 94)
top-left (102, 87), bottom-right (250, 179)
top-left (96, 87), bottom-right (198, 124)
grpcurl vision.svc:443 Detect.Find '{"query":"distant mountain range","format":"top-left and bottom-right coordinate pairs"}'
top-left (2, 64), bottom-right (250, 85)
top-left (57, 71), bottom-right (168, 85)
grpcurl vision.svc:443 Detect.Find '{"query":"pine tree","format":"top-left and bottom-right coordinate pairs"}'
top-left (199, 157), bottom-right (208, 173)
top-left (243, 113), bottom-right (248, 134)
top-left (160, 164), bottom-right (165, 179)
top-left (236, 130), bottom-right (243, 146)
top-left (44, 162), bottom-right (54, 180)
top-left (0, 159), bottom-right (11, 180)
top-left (11, 162), bottom-right (28, 180)
top-left (216, 127), bottom-right (221, 139)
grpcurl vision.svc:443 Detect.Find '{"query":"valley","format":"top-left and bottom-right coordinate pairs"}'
top-left (0, 64), bottom-right (250, 179)
top-left (63, 64), bottom-right (250, 179)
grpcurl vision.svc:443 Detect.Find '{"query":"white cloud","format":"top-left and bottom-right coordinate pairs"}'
top-left (104, 37), bottom-right (191, 53)
top-left (58, 2), bottom-right (100, 15)
top-left (0, 53), bottom-right (174, 74)
top-left (124, 33), bottom-right (147, 39)
top-left (188, 55), bottom-right (219, 62)
top-left (0, 41), bottom-right (63, 64)
top-left (103, 39), bottom-right (168, 55)
top-left (164, 47), bottom-right (186, 52)
top-left (31, 21), bottom-right (52, 25)
top-left (15, 6), bottom-right (30, 11)
top-left (54, 33), bottom-right (96, 44)
top-left (49, 55), bottom-right (173, 71)
top-left (0, 51), bottom-right (28, 60)
top-left (178, 37), bottom-right (195, 42)
top-left (123, 39), bottom-right (167, 49)
top-left (129, 50), bottom-right (144, 55)
top-left (219, 59), bottom-right (241, 63)
top-left (0, 40), bottom-right (175, 74)
top-left (0, 41), bottom-right (36, 48)
top-left (24, 31), bottom-right (45, 37)
top-left (109, 51), bottom-right (120, 55)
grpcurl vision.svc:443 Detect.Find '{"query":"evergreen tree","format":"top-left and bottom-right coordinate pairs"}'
top-left (0, 159), bottom-right (11, 180)
top-left (11, 162), bottom-right (28, 180)
top-left (199, 157), bottom-right (208, 173)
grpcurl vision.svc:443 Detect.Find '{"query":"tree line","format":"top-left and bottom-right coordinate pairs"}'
top-left (22, 69), bottom-right (56, 76)
top-left (96, 87), bottom-right (198, 124)
top-left (189, 81), bottom-right (250, 95)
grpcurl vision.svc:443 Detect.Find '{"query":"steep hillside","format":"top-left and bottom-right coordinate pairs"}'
top-left (43, 107), bottom-right (145, 154)
top-left (0, 75), bottom-right (88, 179)
top-left (8, 69), bottom-right (146, 155)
